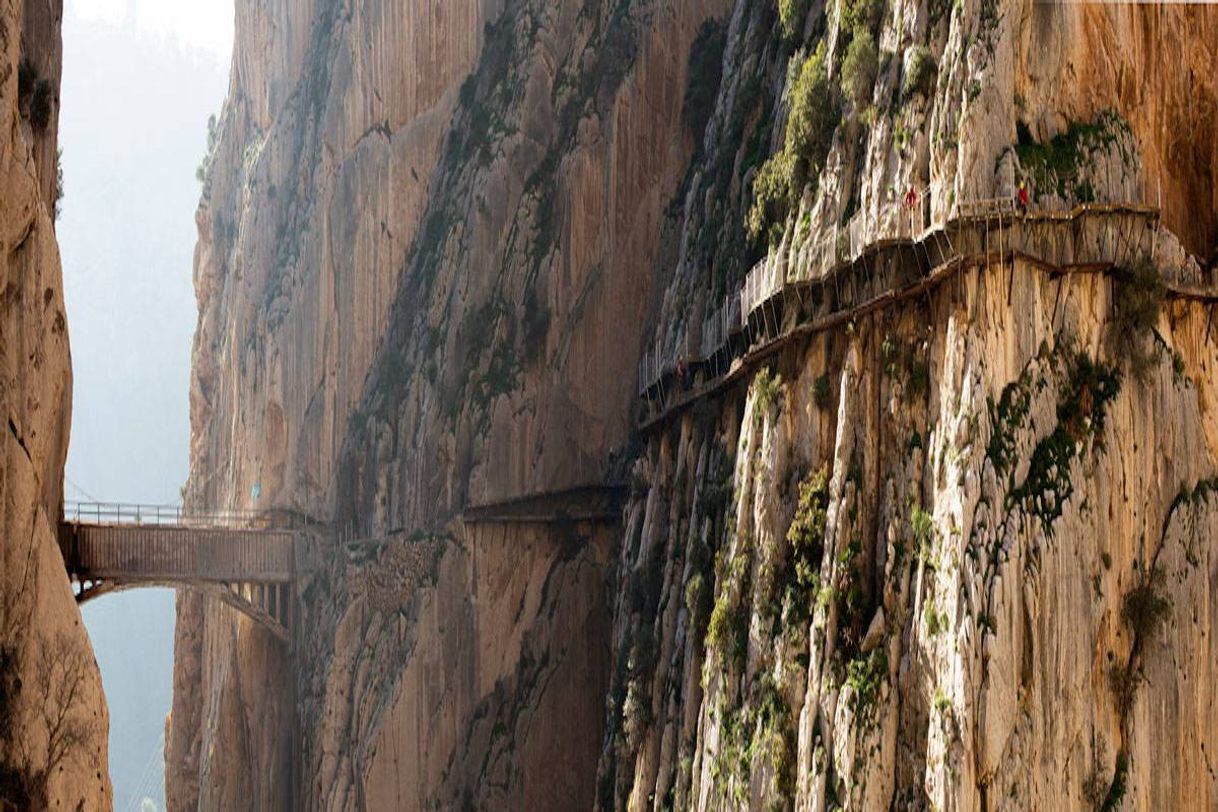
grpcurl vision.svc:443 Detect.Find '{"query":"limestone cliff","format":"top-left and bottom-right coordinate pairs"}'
top-left (172, 0), bottom-right (726, 807)
top-left (171, 0), bottom-right (1218, 809)
top-left (598, 0), bottom-right (1218, 809)
top-left (0, 1), bottom-right (110, 809)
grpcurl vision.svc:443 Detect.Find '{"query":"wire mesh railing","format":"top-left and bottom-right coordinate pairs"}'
top-left (62, 501), bottom-right (276, 530)
top-left (637, 174), bottom-right (1171, 400)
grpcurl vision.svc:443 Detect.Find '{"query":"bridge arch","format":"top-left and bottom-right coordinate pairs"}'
top-left (73, 578), bottom-right (293, 643)
top-left (59, 503), bottom-right (300, 645)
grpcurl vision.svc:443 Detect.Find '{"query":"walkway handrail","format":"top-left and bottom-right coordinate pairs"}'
top-left (637, 175), bottom-right (1166, 401)
top-left (62, 501), bottom-right (272, 529)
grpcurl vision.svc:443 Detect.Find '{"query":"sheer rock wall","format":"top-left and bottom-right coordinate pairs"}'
top-left (0, 1), bottom-right (110, 808)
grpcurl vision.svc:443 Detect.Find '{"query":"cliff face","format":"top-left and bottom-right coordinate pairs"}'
top-left (174, 0), bottom-right (1217, 809)
top-left (599, 0), bottom-right (1218, 808)
top-left (172, 0), bottom-right (725, 807)
top-left (0, 1), bottom-right (110, 809)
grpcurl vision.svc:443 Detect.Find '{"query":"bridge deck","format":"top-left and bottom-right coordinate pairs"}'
top-left (58, 522), bottom-right (295, 584)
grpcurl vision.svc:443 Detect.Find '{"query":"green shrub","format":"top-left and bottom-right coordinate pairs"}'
top-left (786, 44), bottom-right (837, 160)
top-left (622, 680), bottom-right (651, 747)
top-left (841, 30), bottom-right (878, 108)
top-left (787, 467), bottom-right (830, 602)
top-left (748, 44), bottom-right (838, 239)
top-left (685, 572), bottom-right (711, 632)
top-left (842, 0), bottom-right (885, 34)
top-left (748, 151), bottom-right (797, 240)
top-left (17, 58), bottom-right (35, 103)
top-left (910, 505), bottom-right (935, 562)
top-left (30, 79), bottom-right (54, 131)
top-left (707, 588), bottom-right (749, 667)
top-left (753, 367), bottom-right (785, 417)
top-left (1110, 255), bottom-right (1165, 377)
top-left (18, 60), bottom-right (55, 131)
top-left (196, 113), bottom-right (221, 185)
top-left (1015, 109), bottom-right (1131, 201)
top-left (1121, 570), bottom-right (1171, 641)
top-left (845, 649), bottom-right (887, 717)
top-left (778, 0), bottom-right (808, 43)
top-left (54, 148), bottom-right (64, 222)
top-left (902, 45), bottom-right (937, 100)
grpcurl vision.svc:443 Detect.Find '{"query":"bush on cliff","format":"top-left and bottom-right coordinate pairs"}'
top-left (902, 45), bottom-right (937, 101)
top-left (841, 30), bottom-right (878, 109)
top-left (1110, 255), bottom-right (1165, 377)
top-left (747, 43), bottom-right (838, 240)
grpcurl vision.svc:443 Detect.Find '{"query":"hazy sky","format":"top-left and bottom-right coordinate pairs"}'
top-left (59, 1), bottom-right (233, 809)
top-left (70, 0), bottom-right (234, 63)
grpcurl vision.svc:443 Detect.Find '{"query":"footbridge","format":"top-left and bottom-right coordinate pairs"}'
top-left (461, 485), bottom-right (627, 525)
top-left (58, 503), bottom-right (302, 643)
top-left (638, 194), bottom-right (1217, 430)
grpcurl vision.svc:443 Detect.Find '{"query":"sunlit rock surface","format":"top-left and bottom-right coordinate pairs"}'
top-left (170, 0), bottom-right (1217, 809)
top-left (0, 2), bottom-right (110, 809)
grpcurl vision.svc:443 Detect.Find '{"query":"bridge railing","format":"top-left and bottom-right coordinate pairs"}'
top-left (62, 501), bottom-right (273, 530)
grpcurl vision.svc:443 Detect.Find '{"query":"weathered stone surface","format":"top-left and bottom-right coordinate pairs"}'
top-left (0, 2), bottom-right (110, 808)
top-left (170, 0), bottom-right (1218, 808)
top-left (172, 0), bottom-right (726, 808)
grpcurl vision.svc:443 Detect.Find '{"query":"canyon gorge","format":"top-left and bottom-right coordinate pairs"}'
top-left (2, 0), bottom-right (1218, 810)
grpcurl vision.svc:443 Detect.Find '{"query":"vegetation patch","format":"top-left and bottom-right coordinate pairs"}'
top-left (910, 503), bottom-right (936, 569)
top-left (902, 45), bottom-right (937, 101)
top-left (1110, 255), bottom-right (1165, 378)
top-left (986, 375), bottom-right (1033, 478)
top-left (778, 0), bottom-right (808, 43)
top-left (814, 373), bottom-right (832, 410)
top-left (752, 367), bottom-right (786, 422)
top-left (747, 43), bottom-right (839, 240)
top-left (781, 467), bottom-right (830, 624)
top-left (1121, 569), bottom-right (1171, 641)
top-left (1008, 353), bottom-right (1120, 531)
top-left (1014, 110), bottom-right (1132, 202)
top-left (707, 558), bottom-right (751, 670)
top-left (18, 59), bottom-right (55, 132)
top-left (710, 674), bottom-right (795, 807)
top-left (841, 29), bottom-right (878, 109)
top-left (844, 648), bottom-right (887, 723)
top-left (881, 334), bottom-right (930, 403)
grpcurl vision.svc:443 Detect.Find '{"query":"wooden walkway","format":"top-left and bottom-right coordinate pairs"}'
top-left (59, 503), bottom-right (299, 643)
top-left (462, 485), bottom-right (627, 524)
top-left (639, 201), bottom-right (1216, 432)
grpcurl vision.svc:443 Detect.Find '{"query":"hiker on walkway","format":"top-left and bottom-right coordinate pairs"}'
top-left (903, 185), bottom-right (920, 235)
top-left (1016, 181), bottom-right (1029, 215)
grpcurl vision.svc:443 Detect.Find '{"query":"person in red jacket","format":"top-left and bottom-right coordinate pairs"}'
top-left (903, 185), bottom-right (919, 234)
top-left (1016, 181), bottom-right (1030, 215)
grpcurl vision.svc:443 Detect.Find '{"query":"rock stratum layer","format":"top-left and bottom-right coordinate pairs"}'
top-left (171, 0), bottom-right (1218, 809)
top-left (0, 1), bottom-right (110, 809)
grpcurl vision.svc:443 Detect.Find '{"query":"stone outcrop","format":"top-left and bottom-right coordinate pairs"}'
top-left (171, 0), bottom-right (1218, 809)
top-left (0, 1), bottom-right (110, 808)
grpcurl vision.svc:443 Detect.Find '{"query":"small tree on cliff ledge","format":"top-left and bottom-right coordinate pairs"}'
top-left (1110, 254), bottom-right (1165, 378)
